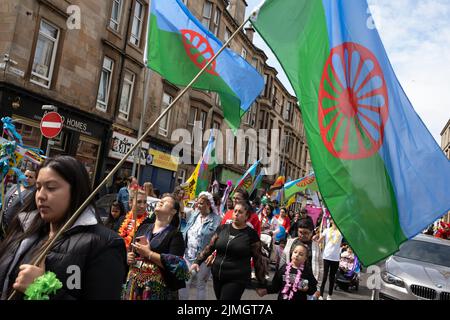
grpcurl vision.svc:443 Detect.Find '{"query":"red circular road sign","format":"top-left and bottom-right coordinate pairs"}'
top-left (40, 112), bottom-right (63, 139)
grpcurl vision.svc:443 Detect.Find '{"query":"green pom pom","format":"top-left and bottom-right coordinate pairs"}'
top-left (24, 272), bottom-right (63, 300)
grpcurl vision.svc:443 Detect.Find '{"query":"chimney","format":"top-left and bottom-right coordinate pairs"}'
top-left (245, 26), bottom-right (255, 43)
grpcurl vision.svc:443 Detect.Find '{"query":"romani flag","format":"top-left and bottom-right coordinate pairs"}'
top-left (147, 0), bottom-right (264, 131)
top-left (233, 160), bottom-right (260, 195)
top-left (181, 134), bottom-right (215, 202)
top-left (251, 0), bottom-right (450, 265)
top-left (283, 173), bottom-right (319, 204)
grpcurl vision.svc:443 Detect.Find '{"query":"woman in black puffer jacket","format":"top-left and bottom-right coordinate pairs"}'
top-left (0, 156), bottom-right (127, 300)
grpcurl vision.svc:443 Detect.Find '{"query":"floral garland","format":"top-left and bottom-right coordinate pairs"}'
top-left (24, 271), bottom-right (63, 300)
top-left (281, 263), bottom-right (303, 300)
top-left (118, 211), bottom-right (147, 249)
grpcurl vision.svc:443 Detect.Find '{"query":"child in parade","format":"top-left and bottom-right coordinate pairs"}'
top-left (257, 243), bottom-right (317, 300)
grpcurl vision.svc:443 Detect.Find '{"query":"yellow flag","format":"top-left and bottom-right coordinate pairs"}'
top-left (181, 158), bottom-right (201, 206)
top-left (286, 196), bottom-right (296, 208)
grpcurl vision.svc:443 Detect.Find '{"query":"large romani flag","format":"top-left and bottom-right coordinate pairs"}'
top-left (251, 0), bottom-right (450, 265)
top-left (147, 0), bottom-right (264, 131)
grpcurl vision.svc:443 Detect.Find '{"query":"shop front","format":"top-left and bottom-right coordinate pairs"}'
top-left (143, 147), bottom-right (179, 194)
top-left (0, 85), bottom-right (111, 187)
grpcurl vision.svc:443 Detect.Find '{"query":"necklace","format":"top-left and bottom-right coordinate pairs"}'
top-left (281, 263), bottom-right (303, 300)
top-left (118, 211), bottom-right (147, 249)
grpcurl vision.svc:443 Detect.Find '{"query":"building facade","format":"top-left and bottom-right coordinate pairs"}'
top-left (0, 0), bottom-right (311, 199)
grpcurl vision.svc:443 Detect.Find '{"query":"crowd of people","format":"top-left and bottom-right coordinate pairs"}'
top-left (0, 155), bottom-right (365, 301)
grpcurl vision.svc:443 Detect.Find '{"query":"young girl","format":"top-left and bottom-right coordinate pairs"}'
top-left (257, 243), bottom-right (317, 300)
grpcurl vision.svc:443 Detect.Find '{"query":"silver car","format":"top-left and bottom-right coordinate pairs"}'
top-left (374, 234), bottom-right (450, 300)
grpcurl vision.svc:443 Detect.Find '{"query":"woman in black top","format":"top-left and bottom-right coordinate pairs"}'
top-left (191, 202), bottom-right (266, 300)
top-left (104, 201), bottom-right (126, 232)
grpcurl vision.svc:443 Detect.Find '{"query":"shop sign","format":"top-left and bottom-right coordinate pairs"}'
top-left (148, 148), bottom-right (179, 172)
top-left (109, 131), bottom-right (149, 165)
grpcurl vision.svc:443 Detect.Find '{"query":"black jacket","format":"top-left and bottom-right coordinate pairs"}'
top-left (0, 207), bottom-right (128, 300)
top-left (135, 220), bottom-right (186, 291)
top-left (268, 263), bottom-right (317, 300)
top-left (195, 224), bottom-right (266, 285)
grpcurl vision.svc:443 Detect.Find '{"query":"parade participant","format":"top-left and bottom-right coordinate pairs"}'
top-left (122, 194), bottom-right (189, 300)
top-left (435, 221), bottom-right (450, 240)
top-left (1, 169), bottom-right (37, 237)
top-left (257, 243), bottom-right (317, 300)
top-left (289, 212), bottom-right (301, 238)
top-left (271, 207), bottom-right (291, 237)
top-left (104, 201), bottom-right (126, 232)
top-left (118, 189), bottom-right (149, 250)
top-left (259, 204), bottom-right (273, 233)
top-left (173, 186), bottom-right (186, 231)
top-left (281, 218), bottom-right (322, 299)
top-left (117, 176), bottom-right (137, 213)
top-left (314, 219), bottom-right (343, 300)
top-left (0, 156), bottom-right (127, 300)
top-left (221, 189), bottom-right (261, 236)
top-left (179, 192), bottom-right (221, 300)
top-left (190, 202), bottom-right (266, 300)
top-left (143, 182), bottom-right (156, 198)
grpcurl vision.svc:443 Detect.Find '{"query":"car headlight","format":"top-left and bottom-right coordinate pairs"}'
top-left (381, 271), bottom-right (404, 287)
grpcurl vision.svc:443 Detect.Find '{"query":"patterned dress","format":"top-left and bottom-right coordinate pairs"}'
top-left (122, 223), bottom-right (189, 300)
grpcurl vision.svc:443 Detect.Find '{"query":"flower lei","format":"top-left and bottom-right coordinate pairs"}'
top-left (24, 271), bottom-right (63, 300)
top-left (118, 211), bottom-right (147, 249)
top-left (281, 263), bottom-right (303, 300)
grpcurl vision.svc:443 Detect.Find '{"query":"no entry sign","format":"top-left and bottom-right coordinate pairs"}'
top-left (40, 112), bottom-right (63, 139)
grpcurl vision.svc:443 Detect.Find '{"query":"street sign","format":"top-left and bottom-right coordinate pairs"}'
top-left (40, 112), bottom-right (63, 139)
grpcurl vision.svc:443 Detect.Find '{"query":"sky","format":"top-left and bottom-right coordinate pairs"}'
top-left (244, 0), bottom-right (450, 144)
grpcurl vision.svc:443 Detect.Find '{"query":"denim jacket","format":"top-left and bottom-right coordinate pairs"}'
top-left (182, 210), bottom-right (221, 261)
top-left (117, 187), bottom-right (130, 212)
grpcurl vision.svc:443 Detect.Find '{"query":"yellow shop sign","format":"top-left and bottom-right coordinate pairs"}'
top-left (148, 148), bottom-right (179, 172)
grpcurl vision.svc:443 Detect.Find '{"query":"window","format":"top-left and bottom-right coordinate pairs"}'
top-left (224, 28), bottom-right (231, 47)
top-left (202, 1), bottom-right (213, 30)
top-left (188, 107), bottom-right (197, 126)
top-left (263, 74), bottom-right (270, 97)
top-left (130, 1), bottom-right (144, 46)
top-left (119, 71), bottom-right (135, 120)
top-left (110, 0), bottom-right (123, 31)
top-left (30, 20), bottom-right (59, 88)
top-left (200, 111), bottom-right (207, 129)
top-left (213, 121), bottom-right (220, 130)
top-left (177, 169), bottom-right (187, 185)
top-left (241, 48), bottom-right (247, 60)
top-left (96, 57), bottom-right (114, 111)
top-left (212, 9), bottom-right (221, 36)
top-left (159, 92), bottom-right (172, 136)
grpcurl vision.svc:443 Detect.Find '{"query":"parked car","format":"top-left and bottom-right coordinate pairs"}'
top-left (374, 234), bottom-right (450, 300)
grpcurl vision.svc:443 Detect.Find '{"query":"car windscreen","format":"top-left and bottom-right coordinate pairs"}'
top-left (395, 240), bottom-right (450, 267)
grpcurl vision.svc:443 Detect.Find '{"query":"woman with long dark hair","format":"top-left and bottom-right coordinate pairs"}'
top-left (122, 194), bottom-right (189, 300)
top-left (104, 201), bottom-right (126, 232)
top-left (0, 156), bottom-right (128, 300)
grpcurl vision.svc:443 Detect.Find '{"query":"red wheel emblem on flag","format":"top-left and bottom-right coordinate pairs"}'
top-left (318, 42), bottom-right (389, 160)
top-left (181, 29), bottom-right (218, 76)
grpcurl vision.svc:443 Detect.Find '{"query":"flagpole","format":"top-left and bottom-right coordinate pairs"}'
top-left (7, 13), bottom-right (252, 300)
